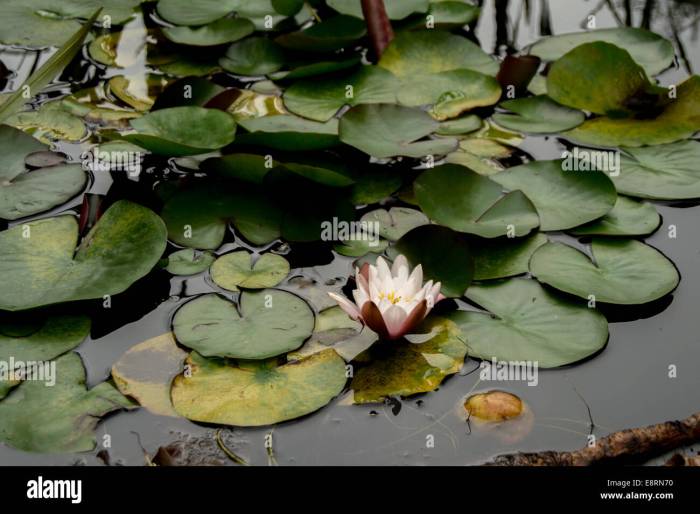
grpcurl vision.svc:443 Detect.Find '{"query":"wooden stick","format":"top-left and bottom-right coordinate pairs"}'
top-left (361, 0), bottom-right (394, 61)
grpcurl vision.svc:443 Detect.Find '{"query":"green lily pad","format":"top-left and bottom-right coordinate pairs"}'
top-left (348, 166), bottom-right (402, 205)
top-left (546, 42), bottom-right (650, 116)
top-left (437, 114), bottom-right (482, 135)
top-left (334, 237), bottom-right (388, 258)
top-left (171, 349), bottom-right (346, 426)
top-left (350, 317), bottom-right (467, 403)
top-left (236, 115), bottom-right (339, 150)
top-left (529, 239), bottom-right (679, 305)
top-left (275, 15), bottom-right (366, 52)
top-left (327, 0), bottom-right (428, 19)
top-left (166, 249), bottom-right (216, 275)
top-left (491, 159), bottom-right (617, 231)
top-left (211, 251), bottom-right (290, 291)
top-left (271, 56), bottom-right (361, 81)
top-left (0, 200), bottom-right (167, 311)
top-left (473, 232), bottom-right (548, 281)
top-left (0, 125), bottom-right (86, 220)
top-left (400, 1), bottom-right (480, 29)
top-left (394, 224), bottom-right (473, 297)
top-left (173, 290), bottom-right (314, 359)
top-left (528, 27), bottom-right (674, 77)
top-left (414, 164), bottom-right (540, 237)
top-left (123, 106), bottom-right (236, 156)
top-left (6, 102), bottom-right (86, 142)
top-left (569, 196), bottom-right (660, 236)
top-left (563, 75), bottom-right (700, 147)
top-left (108, 75), bottom-right (171, 112)
top-left (156, 0), bottom-right (239, 25)
top-left (162, 17), bottom-right (255, 46)
top-left (612, 140), bottom-right (700, 200)
top-left (339, 104), bottom-right (458, 158)
top-left (272, 0), bottom-right (304, 16)
top-left (283, 66), bottom-right (398, 122)
top-left (447, 278), bottom-right (609, 368)
top-left (379, 30), bottom-right (498, 77)
top-left (202, 153), bottom-right (272, 184)
top-left (219, 37), bottom-right (285, 76)
top-left (0, 352), bottom-right (134, 453)
top-left (111, 333), bottom-right (187, 417)
top-left (492, 95), bottom-right (585, 133)
top-left (359, 207), bottom-right (429, 241)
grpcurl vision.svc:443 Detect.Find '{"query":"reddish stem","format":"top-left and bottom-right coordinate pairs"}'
top-left (361, 0), bottom-right (394, 61)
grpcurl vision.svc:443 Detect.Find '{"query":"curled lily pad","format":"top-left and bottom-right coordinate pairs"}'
top-left (111, 333), bottom-right (187, 417)
top-left (236, 115), bottom-right (339, 150)
top-left (528, 27), bottom-right (674, 77)
top-left (569, 196), bottom-right (660, 236)
top-left (339, 104), bottom-right (458, 158)
top-left (173, 290), bottom-right (314, 359)
top-left (394, 224), bottom-right (474, 298)
top-left (171, 349), bottom-right (346, 426)
top-left (0, 200), bottom-right (167, 311)
top-left (492, 95), bottom-right (585, 133)
top-left (211, 251), bottom-right (290, 291)
top-left (464, 390), bottom-right (523, 421)
top-left (327, 0), bottom-right (428, 19)
top-left (437, 115), bottom-right (482, 135)
top-left (491, 159), bottom-right (617, 231)
top-left (414, 164), bottom-right (540, 238)
top-left (447, 278), bottom-right (608, 368)
top-left (283, 66), bottom-right (398, 122)
top-left (219, 37), bottom-right (285, 76)
top-left (472, 232), bottom-right (548, 281)
top-left (162, 17), bottom-right (255, 46)
top-left (124, 106), bottom-right (236, 156)
top-left (0, 125), bottom-right (86, 220)
top-left (350, 318), bottom-right (467, 403)
top-left (360, 207), bottom-right (429, 242)
top-left (275, 15), bottom-right (366, 52)
top-left (0, 352), bottom-right (135, 453)
top-left (529, 240), bottom-right (679, 305)
top-left (108, 75), bottom-right (171, 112)
top-left (166, 249), bottom-right (216, 275)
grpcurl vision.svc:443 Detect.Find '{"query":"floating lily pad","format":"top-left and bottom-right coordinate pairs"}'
top-left (283, 66), bottom-right (398, 122)
top-left (569, 196), bottom-right (660, 236)
top-left (124, 106), bottom-right (236, 156)
top-left (219, 37), bottom-right (285, 76)
top-left (492, 95), bottom-right (585, 133)
top-left (491, 159), bottom-right (617, 231)
top-left (236, 115), bottom-right (339, 150)
top-left (156, 0), bottom-right (239, 26)
top-left (211, 251), bottom-right (290, 291)
top-left (339, 104), bottom-right (458, 158)
top-left (111, 333), bottom-right (187, 417)
top-left (162, 17), bottom-right (255, 46)
top-left (359, 207), bottom-right (429, 241)
top-left (202, 153), bottom-right (272, 184)
top-left (546, 42), bottom-right (650, 116)
top-left (171, 349), bottom-right (346, 426)
top-left (348, 166), bottom-right (402, 205)
top-left (6, 102), bottom-right (86, 142)
top-left (334, 238), bottom-right (388, 258)
top-left (271, 56), bottom-right (361, 81)
top-left (472, 232), bottom-right (548, 281)
top-left (447, 278), bottom-right (608, 368)
top-left (350, 318), bottom-right (467, 403)
top-left (272, 0), bottom-right (304, 16)
top-left (327, 0), bottom-right (429, 19)
top-left (437, 115), bottom-right (482, 135)
top-left (0, 200), bottom-right (167, 311)
top-left (464, 390), bottom-right (523, 421)
top-left (108, 75), bottom-right (171, 112)
top-left (529, 239), bottom-right (679, 305)
top-left (0, 352), bottom-right (134, 453)
top-left (173, 291), bottom-right (314, 359)
top-left (0, 125), bottom-right (86, 220)
top-left (612, 140), bottom-right (700, 200)
top-left (563, 75), bottom-right (700, 147)
top-left (400, 1), bottom-right (480, 29)
top-left (528, 27), bottom-right (674, 76)
top-left (414, 164), bottom-right (540, 237)
top-left (275, 15), bottom-right (366, 52)
top-left (394, 224), bottom-right (473, 298)
top-left (166, 249), bottom-right (216, 275)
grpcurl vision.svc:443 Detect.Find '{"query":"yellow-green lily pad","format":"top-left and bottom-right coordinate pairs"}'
top-left (210, 250), bottom-right (290, 291)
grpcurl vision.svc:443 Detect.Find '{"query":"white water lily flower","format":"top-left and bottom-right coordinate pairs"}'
top-left (328, 255), bottom-right (444, 340)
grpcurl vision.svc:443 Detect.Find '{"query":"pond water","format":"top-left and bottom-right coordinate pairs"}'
top-left (1, 0), bottom-right (699, 465)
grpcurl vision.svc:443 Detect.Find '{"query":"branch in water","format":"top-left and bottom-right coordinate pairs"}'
top-left (488, 411), bottom-right (700, 465)
top-left (361, 0), bottom-right (394, 61)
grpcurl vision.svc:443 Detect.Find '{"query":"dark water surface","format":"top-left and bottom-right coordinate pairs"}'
top-left (1, 0), bottom-right (699, 465)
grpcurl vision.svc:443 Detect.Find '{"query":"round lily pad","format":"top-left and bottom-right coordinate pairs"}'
top-left (492, 95), bottom-right (585, 133)
top-left (447, 278), bottom-right (609, 368)
top-left (210, 251), bottom-right (290, 291)
top-left (166, 249), bottom-right (216, 275)
top-left (0, 200), bottom-right (167, 311)
top-left (171, 349), bottom-right (346, 426)
top-left (124, 106), bottom-right (236, 156)
top-left (414, 164), bottom-right (540, 237)
top-left (6, 102), bottom-right (87, 142)
top-left (327, 0), bottom-right (428, 19)
top-left (437, 114), bottom-right (482, 135)
top-left (333, 238), bottom-right (388, 258)
top-left (236, 115), bottom-right (339, 150)
top-left (157, 0), bottom-right (239, 26)
top-left (360, 207), bottom-right (429, 241)
top-left (162, 17), bottom-right (255, 46)
top-left (274, 15), bottom-right (366, 52)
top-left (472, 232), bottom-right (548, 281)
top-left (172, 291), bottom-right (314, 359)
top-left (219, 37), bottom-right (285, 76)
top-left (569, 196), bottom-right (660, 236)
top-left (491, 159), bottom-right (617, 231)
top-left (529, 239), bottom-right (679, 305)
top-left (339, 104), bottom-right (458, 158)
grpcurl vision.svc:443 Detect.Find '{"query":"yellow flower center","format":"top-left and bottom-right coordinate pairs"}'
top-left (379, 291), bottom-right (402, 304)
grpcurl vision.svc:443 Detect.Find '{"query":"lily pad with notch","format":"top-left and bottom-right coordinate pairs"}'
top-left (569, 196), bottom-right (660, 236)
top-left (210, 250), bottom-right (290, 291)
top-left (492, 95), bottom-right (585, 133)
top-left (162, 17), bottom-right (255, 46)
top-left (472, 232), bottom-right (548, 281)
top-left (165, 249), bottom-right (216, 275)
